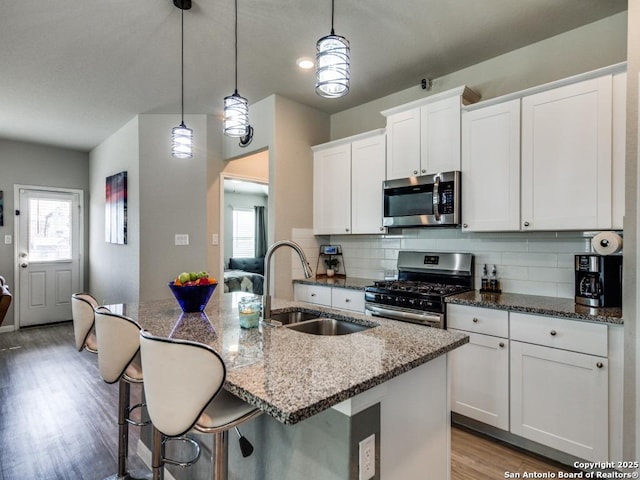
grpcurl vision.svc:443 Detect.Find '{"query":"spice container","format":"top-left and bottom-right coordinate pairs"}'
top-left (238, 296), bottom-right (261, 329)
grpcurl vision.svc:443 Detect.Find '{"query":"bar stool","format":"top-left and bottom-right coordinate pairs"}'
top-left (0, 276), bottom-right (13, 327)
top-left (94, 309), bottom-right (152, 480)
top-left (71, 293), bottom-right (99, 353)
top-left (139, 330), bottom-right (261, 480)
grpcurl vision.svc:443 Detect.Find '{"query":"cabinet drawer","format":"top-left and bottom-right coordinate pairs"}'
top-left (447, 304), bottom-right (509, 337)
top-left (331, 288), bottom-right (365, 313)
top-left (510, 312), bottom-right (607, 357)
top-left (294, 284), bottom-right (332, 306)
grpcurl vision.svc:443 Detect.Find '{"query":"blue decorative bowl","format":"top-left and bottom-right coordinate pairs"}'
top-left (168, 282), bottom-right (217, 312)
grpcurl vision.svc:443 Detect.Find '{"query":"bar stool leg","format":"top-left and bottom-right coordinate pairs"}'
top-left (118, 379), bottom-right (130, 478)
top-left (151, 427), bottom-right (165, 480)
top-left (211, 431), bottom-right (228, 480)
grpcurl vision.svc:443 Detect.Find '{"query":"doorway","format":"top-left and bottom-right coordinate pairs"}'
top-left (14, 186), bottom-right (84, 327)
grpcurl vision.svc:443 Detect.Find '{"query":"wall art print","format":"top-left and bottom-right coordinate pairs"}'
top-left (0, 190), bottom-right (3, 226)
top-left (105, 171), bottom-right (127, 244)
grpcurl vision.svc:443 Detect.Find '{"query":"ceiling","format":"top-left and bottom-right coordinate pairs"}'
top-left (1, 0), bottom-right (627, 152)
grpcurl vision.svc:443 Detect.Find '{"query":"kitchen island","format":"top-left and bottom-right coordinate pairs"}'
top-left (115, 291), bottom-right (468, 480)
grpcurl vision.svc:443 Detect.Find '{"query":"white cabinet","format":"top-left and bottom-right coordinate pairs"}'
top-left (461, 99), bottom-right (521, 232)
top-left (313, 143), bottom-right (352, 235)
top-left (294, 283), bottom-right (365, 314)
top-left (382, 86), bottom-right (480, 180)
top-left (351, 133), bottom-right (387, 234)
top-left (448, 305), bottom-right (510, 430)
top-left (510, 312), bottom-right (609, 461)
top-left (521, 75), bottom-right (613, 230)
top-left (313, 130), bottom-right (386, 235)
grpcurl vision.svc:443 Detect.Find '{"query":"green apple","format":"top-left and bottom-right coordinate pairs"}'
top-left (178, 272), bottom-right (191, 284)
top-left (189, 272), bottom-right (198, 281)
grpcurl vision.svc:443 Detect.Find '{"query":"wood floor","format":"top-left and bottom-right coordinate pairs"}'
top-left (0, 322), bottom-right (573, 480)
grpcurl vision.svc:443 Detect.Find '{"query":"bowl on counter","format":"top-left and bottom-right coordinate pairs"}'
top-left (168, 281), bottom-right (217, 312)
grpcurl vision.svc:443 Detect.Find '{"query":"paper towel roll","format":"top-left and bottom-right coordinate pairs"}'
top-left (591, 232), bottom-right (623, 255)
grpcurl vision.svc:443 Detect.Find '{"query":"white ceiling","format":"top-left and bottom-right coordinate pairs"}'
top-left (1, 0), bottom-right (627, 152)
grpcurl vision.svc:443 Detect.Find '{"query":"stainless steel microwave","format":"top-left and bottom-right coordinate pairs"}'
top-left (383, 171), bottom-right (461, 228)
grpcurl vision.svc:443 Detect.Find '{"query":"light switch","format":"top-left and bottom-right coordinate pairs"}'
top-left (4, 235), bottom-right (11, 245)
top-left (174, 234), bottom-right (189, 246)
top-left (211, 234), bottom-right (219, 246)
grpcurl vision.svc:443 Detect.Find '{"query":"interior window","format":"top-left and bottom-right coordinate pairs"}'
top-left (232, 208), bottom-right (255, 258)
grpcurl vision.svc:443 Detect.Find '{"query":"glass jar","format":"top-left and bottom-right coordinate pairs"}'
top-left (238, 296), bottom-right (261, 329)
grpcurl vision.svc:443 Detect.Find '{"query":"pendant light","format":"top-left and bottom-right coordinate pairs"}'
top-left (223, 0), bottom-right (249, 137)
top-left (315, 0), bottom-right (350, 98)
top-left (171, 0), bottom-right (193, 159)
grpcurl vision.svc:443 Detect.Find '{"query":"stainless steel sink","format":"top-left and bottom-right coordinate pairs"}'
top-left (285, 318), bottom-right (373, 336)
top-left (267, 311), bottom-right (318, 325)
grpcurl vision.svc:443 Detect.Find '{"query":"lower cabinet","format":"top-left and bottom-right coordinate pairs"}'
top-left (294, 283), bottom-right (365, 314)
top-left (449, 331), bottom-right (509, 430)
top-left (448, 304), bottom-right (615, 462)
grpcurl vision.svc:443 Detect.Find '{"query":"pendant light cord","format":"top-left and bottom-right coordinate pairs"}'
top-left (330, 0), bottom-right (335, 35)
top-left (180, 6), bottom-right (185, 124)
top-left (234, 0), bottom-right (239, 94)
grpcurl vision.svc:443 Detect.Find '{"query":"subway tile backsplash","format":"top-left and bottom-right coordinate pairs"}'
top-left (292, 228), bottom-right (597, 299)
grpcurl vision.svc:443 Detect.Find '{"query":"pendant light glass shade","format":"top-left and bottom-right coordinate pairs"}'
top-left (224, 91), bottom-right (249, 137)
top-left (171, 122), bottom-right (193, 159)
top-left (315, 33), bottom-right (350, 98)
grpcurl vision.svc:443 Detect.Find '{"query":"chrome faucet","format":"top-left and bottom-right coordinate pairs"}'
top-left (262, 240), bottom-right (313, 322)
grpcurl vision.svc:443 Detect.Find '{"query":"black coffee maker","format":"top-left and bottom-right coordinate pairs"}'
top-left (574, 254), bottom-right (622, 308)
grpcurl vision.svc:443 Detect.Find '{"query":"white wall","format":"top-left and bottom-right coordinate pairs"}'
top-left (89, 117), bottom-right (140, 304)
top-left (0, 139), bottom-right (89, 328)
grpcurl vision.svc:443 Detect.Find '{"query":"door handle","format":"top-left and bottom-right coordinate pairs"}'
top-left (21, 263), bottom-right (28, 268)
top-left (432, 174), bottom-right (441, 221)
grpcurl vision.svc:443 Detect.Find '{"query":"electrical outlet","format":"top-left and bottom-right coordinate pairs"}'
top-left (4, 235), bottom-right (11, 245)
top-left (211, 233), bottom-right (219, 245)
top-left (174, 234), bottom-right (189, 246)
top-left (358, 434), bottom-right (375, 480)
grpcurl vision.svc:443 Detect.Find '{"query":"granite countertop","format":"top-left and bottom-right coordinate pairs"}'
top-left (117, 291), bottom-right (468, 425)
top-left (446, 290), bottom-right (623, 325)
top-left (293, 276), bottom-right (376, 290)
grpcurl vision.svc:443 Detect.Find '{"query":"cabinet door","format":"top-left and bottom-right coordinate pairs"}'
top-left (461, 100), bottom-right (521, 232)
top-left (313, 144), bottom-right (352, 235)
top-left (421, 95), bottom-right (462, 174)
top-left (351, 133), bottom-right (386, 234)
top-left (611, 71), bottom-right (626, 230)
top-left (385, 108), bottom-right (421, 180)
top-left (521, 76), bottom-right (613, 230)
top-left (449, 331), bottom-right (509, 430)
top-left (510, 340), bottom-right (608, 461)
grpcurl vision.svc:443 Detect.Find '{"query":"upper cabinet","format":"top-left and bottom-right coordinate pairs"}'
top-left (461, 99), bottom-right (521, 232)
top-left (461, 63), bottom-right (626, 232)
top-left (382, 86), bottom-right (480, 180)
top-left (521, 76), bottom-right (613, 231)
top-left (313, 130), bottom-right (386, 235)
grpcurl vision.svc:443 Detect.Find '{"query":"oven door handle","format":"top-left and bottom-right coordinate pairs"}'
top-left (365, 303), bottom-right (443, 326)
top-left (432, 174), bottom-right (441, 221)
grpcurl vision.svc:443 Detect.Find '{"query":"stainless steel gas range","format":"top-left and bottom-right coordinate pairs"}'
top-left (364, 251), bottom-right (474, 328)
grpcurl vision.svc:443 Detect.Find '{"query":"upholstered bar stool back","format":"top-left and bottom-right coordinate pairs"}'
top-left (94, 310), bottom-right (150, 480)
top-left (71, 293), bottom-right (99, 353)
top-left (139, 331), bottom-right (261, 480)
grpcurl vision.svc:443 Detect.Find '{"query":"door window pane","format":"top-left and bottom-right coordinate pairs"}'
top-left (28, 198), bottom-right (72, 261)
top-left (232, 209), bottom-right (255, 258)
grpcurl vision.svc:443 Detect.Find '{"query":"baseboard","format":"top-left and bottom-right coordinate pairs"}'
top-left (137, 439), bottom-right (177, 480)
top-left (0, 324), bottom-right (16, 334)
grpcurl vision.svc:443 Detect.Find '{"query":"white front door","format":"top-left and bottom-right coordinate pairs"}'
top-left (16, 187), bottom-right (83, 327)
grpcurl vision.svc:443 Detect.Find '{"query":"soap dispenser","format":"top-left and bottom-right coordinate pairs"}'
top-left (489, 265), bottom-right (501, 293)
top-left (481, 264), bottom-right (489, 292)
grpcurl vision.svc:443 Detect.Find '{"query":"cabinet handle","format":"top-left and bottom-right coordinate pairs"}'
top-left (380, 227), bottom-right (385, 231)
top-left (499, 342), bottom-right (505, 348)
top-left (463, 223), bottom-right (468, 228)
top-left (345, 228), bottom-right (350, 232)
top-left (421, 169), bottom-right (426, 173)
top-left (472, 317), bottom-right (479, 323)
top-left (311, 293), bottom-right (316, 297)
top-left (413, 170), bottom-right (418, 175)
top-left (550, 330), bottom-right (557, 336)
top-left (345, 298), bottom-right (351, 303)
top-left (523, 221), bottom-right (530, 227)
top-left (596, 362), bottom-right (604, 369)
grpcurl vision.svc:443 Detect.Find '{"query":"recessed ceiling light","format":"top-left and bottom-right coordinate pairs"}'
top-left (297, 57), bottom-right (315, 70)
